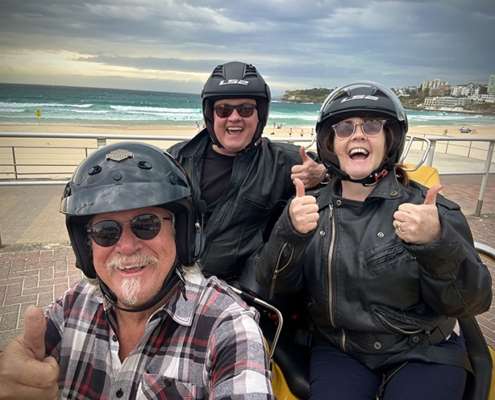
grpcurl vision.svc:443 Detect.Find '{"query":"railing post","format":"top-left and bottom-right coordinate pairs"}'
top-left (475, 141), bottom-right (495, 217)
top-left (12, 146), bottom-right (18, 180)
top-left (426, 140), bottom-right (436, 167)
top-left (97, 137), bottom-right (106, 148)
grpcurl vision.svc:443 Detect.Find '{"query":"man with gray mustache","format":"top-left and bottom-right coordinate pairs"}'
top-left (0, 142), bottom-right (274, 400)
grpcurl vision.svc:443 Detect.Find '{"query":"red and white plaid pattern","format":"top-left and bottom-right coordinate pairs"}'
top-left (45, 268), bottom-right (274, 399)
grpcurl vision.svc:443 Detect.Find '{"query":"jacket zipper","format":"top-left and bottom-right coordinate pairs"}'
top-left (327, 204), bottom-right (345, 350)
top-left (269, 242), bottom-right (294, 299)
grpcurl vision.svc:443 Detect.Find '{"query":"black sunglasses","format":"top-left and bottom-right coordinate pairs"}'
top-left (214, 103), bottom-right (257, 118)
top-left (87, 214), bottom-right (172, 247)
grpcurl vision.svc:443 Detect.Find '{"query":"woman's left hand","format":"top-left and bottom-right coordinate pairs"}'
top-left (393, 184), bottom-right (443, 245)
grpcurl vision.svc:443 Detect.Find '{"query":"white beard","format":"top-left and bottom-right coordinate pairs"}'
top-left (105, 252), bottom-right (159, 307)
top-left (120, 277), bottom-right (142, 306)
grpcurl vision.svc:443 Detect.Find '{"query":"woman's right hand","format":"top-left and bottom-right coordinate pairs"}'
top-left (290, 178), bottom-right (319, 234)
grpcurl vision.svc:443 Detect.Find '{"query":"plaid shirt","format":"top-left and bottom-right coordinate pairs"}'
top-left (45, 267), bottom-right (274, 399)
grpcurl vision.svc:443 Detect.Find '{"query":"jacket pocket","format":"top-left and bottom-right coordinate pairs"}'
top-left (241, 196), bottom-right (270, 214)
top-left (365, 244), bottom-right (412, 271)
top-left (371, 306), bottom-right (426, 335)
top-left (138, 373), bottom-right (202, 399)
top-left (351, 330), bottom-right (398, 353)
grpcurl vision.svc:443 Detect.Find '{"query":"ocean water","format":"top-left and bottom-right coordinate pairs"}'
top-left (1, 83), bottom-right (494, 129)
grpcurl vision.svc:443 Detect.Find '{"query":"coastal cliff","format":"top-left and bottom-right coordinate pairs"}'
top-left (281, 88), bottom-right (333, 104)
top-left (282, 87), bottom-right (495, 115)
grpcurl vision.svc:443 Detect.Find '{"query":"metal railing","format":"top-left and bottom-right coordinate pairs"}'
top-left (0, 132), bottom-right (494, 216)
top-left (401, 136), bottom-right (495, 216)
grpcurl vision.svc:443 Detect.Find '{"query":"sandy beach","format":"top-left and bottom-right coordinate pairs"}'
top-left (1, 123), bottom-right (494, 139)
top-left (0, 123), bottom-right (494, 180)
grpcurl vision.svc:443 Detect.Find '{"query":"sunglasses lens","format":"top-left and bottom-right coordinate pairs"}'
top-left (363, 121), bottom-right (384, 136)
top-left (131, 214), bottom-right (161, 240)
top-left (214, 103), bottom-right (256, 118)
top-left (214, 104), bottom-right (234, 118)
top-left (334, 121), bottom-right (355, 138)
top-left (236, 104), bottom-right (256, 118)
top-left (89, 221), bottom-right (121, 247)
top-left (88, 214), bottom-right (162, 247)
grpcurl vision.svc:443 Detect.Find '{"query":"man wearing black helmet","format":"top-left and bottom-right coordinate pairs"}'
top-left (168, 61), bottom-right (326, 281)
top-left (0, 142), bottom-right (274, 400)
top-left (256, 82), bottom-right (491, 399)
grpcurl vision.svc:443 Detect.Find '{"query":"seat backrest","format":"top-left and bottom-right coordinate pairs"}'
top-left (403, 163), bottom-right (442, 190)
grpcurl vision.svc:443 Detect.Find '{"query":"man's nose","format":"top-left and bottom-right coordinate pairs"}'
top-left (116, 225), bottom-right (142, 253)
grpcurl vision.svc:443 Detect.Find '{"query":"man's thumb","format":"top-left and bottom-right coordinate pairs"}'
top-left (299, 146), bottom-right (309, 162)
top-left (294, 178), bottom-right (305, 198)
top-left (21, 306), bottom-right (47, 361)
top-left (424, 184), bottom-right (443, 206)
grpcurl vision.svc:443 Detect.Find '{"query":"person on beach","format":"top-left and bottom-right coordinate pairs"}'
top-left (168, 61), bottom-right (327, 282)
top-left (255, 82), bottom-right (492, 399)
top-left (0, 142), bottom-right (274, 400)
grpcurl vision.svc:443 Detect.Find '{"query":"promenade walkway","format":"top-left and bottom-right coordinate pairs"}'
top-left (0, 151), bottom-right (494, 352)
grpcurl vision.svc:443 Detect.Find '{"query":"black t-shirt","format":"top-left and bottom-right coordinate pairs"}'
top-left (201, 143), bottom-right (235, 224)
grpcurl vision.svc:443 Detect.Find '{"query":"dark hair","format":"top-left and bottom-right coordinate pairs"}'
top-left (323, 118), bottom-right (410, 187)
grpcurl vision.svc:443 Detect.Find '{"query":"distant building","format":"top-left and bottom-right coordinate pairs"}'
top-left (451, 83), bottom-right (481, 97)
top-left (423, 96), bottom-right (468, 109)
top-left (422, 79), bottom-right (448, 91)
top-left (469, 94), bottom-right (495, 103)
top-left (489, 75), bottom-right (495, 96)
top-left (430, 85), bottom-right (451, 97)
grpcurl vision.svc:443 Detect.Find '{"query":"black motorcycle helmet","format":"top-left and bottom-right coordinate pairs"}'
top-left (316, 81), bottom-right (408, 186)
top-left (60, 142), bottom-right (201, 311)
top-left (202, 61), bottom-right (271, 149)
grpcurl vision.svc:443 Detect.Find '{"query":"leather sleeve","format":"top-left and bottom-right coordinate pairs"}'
top-left (255, 203), bottom-right (315, 296)
top-left (405, 205), bottom-right (492, 318)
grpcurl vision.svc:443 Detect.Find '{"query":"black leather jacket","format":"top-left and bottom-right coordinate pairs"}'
top-left (169, 129), bottom-right (312, 279)
top-left (255, 171), bottom-right (492, 369)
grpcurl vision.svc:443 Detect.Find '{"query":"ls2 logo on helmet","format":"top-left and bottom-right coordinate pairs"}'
top-left (219, 79), bottom-right (249, 86)
top-left (341, 95), bottom-right (379, 103)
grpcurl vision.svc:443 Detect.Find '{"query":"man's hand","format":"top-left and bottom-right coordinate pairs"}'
top-left (0, 306), bottom-right (59, 400)
top-left (289, 178), bottom-right (319, 234)
top-left (291, 146), bottom-right (327, 189)
top-left (393, 184), bottom-right (443, 245)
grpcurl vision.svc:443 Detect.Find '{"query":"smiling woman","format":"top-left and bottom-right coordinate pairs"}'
top-left (256, 81), bottom-right (493, 400)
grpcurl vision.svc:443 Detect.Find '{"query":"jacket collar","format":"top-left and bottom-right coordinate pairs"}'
top-left (316, 168), bottom-right (403, 210)
top-left (179, 128), bottom-right (211, 158)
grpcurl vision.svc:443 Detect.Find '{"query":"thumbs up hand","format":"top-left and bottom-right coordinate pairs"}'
top-left (291, 146), bottom-right (328, 189)
top-left (289, 178), bottom-right (319, 234)
top-left (0, 306), bottom-right (59, 400)
top-left (393, 184), bottom-right (443, 245)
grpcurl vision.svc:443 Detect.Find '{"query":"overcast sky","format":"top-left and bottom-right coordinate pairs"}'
top-left (0, 0), bottom-right (494, 96)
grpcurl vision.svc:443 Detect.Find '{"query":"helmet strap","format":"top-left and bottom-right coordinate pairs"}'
top-left (98, 257), bottom-right (186, 313)
top-left (327, 157), bottom-right (395, 187)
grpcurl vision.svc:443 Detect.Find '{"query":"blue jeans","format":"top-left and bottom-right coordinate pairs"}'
top-left (309, 331), bottom-right (467, 400)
